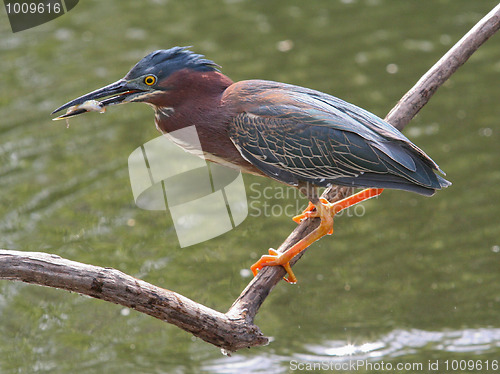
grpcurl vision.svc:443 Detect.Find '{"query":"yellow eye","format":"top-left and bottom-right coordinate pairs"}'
top-left (144, 75), bottom-right (157, 86)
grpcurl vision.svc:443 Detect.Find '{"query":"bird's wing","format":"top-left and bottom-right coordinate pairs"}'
top-left (225, 80), bottom-right (446, 193)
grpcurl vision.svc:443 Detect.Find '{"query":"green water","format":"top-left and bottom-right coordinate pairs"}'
top-left (1, 0), bottom-right (500, 373)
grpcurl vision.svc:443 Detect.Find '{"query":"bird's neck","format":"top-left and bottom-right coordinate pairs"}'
top-left (152, 69), bottom-right (233, 134)
top-left (150, 69), bottom-right (258, 172)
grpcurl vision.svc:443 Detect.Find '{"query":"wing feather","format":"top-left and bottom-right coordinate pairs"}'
top-left (225, 80), bottom-right (450, 195)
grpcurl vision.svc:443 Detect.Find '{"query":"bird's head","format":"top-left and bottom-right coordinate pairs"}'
top-left (52, 47), bottom-right (221, 118)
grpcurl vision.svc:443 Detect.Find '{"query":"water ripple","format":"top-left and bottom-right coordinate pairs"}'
top-left (203, 328), bottom-right (500, 374)
top-left (301, 328), bottom-right (500, 361)
top-left (0, 159), bottom-right (124, 236)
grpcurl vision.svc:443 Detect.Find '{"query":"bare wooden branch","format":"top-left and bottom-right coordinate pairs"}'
top-left (0, 250), bottom-right (268, 351)
top-left (228, 186), bottom-right (352, 320)
top-left (1, 3), bottom-right (499, 353)
top-left (387, 3), bottom-right (500, 131)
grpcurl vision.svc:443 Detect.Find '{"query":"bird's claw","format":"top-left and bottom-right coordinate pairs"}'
top-left (250, 248), bottom-right (297, 284)
top-left (293, 201), bottom-right (319, 223)
top-left (293, 199), bottom-right (334, 234)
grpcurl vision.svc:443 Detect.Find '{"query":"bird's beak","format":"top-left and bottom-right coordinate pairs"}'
top-left (52, 79), bottom-right (145, 120)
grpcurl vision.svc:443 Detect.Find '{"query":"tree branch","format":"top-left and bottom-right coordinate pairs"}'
top-left (1, 3), bottom-right (499, 353)
top-left (0, 250), bottom-right (267, 351)
top-left (386, 3), bottom-right (500, 131)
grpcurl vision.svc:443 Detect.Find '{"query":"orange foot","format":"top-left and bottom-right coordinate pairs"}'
top-left (292, 201), bottom-right (318, 224)
top-left (251, 188), bottom-right (384, 283)
top-left (251, 248), bottom-right (298, 283)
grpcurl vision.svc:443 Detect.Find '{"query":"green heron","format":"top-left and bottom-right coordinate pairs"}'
top-left (53, 47), bottom-right (450, 283)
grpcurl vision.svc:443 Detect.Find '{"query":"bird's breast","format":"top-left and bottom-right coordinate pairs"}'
top-left (153, 105), bottom-right (265, 176)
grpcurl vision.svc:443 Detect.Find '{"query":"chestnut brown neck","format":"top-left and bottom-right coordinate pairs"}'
top-left (150, 69), bottom-right (233, 133)
top-left (148, 68), bottom-right (263, 175)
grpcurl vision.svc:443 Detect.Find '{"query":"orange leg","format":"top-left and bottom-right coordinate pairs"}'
top-left (251, 188), bottom-right (384, 283)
